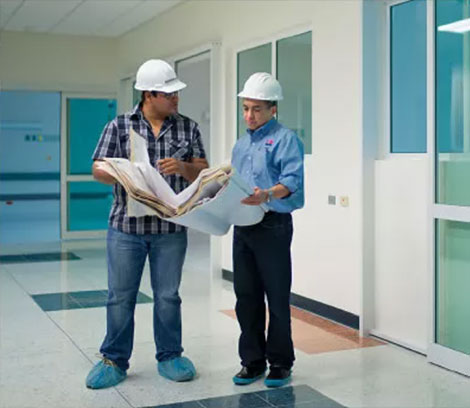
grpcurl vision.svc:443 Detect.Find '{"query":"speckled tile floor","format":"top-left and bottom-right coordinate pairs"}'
top-left (1, 231), bottom-right (470, 408)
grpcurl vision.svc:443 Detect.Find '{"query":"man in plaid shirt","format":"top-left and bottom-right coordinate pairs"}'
top-left (86, 59), bottom-right (208, 389)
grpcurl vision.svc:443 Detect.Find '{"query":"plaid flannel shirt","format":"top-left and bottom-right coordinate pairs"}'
top-left (92, 104), bottom-right (206, 234)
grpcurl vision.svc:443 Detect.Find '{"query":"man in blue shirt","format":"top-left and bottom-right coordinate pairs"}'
top-left (231, 73), bottom-right (304, 388)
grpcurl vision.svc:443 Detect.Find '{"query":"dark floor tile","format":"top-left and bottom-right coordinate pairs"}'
top-left (32, 293), bottom-right (82, 312)
top-left (26, 252), bottom-right (80, 262)
top-left (143, 386), bottom-right (345, 408)
top-left (199, 392), bottom-right (270, 408)
top-left (0, 254), bottom-right (30, 264)
top-left (137, 291), bottom-right (153, 303)
top-left (256, 386), bottom-right (298, 406)
top-left (256, 385), bottom-right (345, 408)
top-left (148, 401), bottom-right (203, 408)
top-left (0, 252), bottom-right (80, 264)
top-left (68, 290), bottom-right (108, 308)
top-left (32, 289), bottom-right (152, 311)
top-left (280, 400), bottom-right (346, 408)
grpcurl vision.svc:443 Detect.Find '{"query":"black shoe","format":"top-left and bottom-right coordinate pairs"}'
top-left (232, 366), bottom-right (266, 385)
top-left (264, 366), bottom-right (292, 388)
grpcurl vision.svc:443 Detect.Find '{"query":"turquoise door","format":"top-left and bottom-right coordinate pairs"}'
top-left (61, 95), bottom-right (116, 238)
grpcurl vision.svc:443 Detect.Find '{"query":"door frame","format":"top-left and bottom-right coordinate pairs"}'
top-left (169, 42), bottom-right (224, 276)
top-left (60, 92), bottom-right (116, 240)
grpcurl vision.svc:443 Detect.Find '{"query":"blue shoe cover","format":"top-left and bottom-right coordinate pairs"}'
top-left (86, 359), bottom-right (127, 389)
top-left (158, 356), bottom-right (196, 382)
top-left (232, 372), bottom-right (265, 385)
top-left (264, 374), bottom-right (291, 388)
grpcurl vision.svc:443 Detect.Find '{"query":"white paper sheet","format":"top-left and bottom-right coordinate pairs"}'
top-left (103, 128), bottom-right (266, 235)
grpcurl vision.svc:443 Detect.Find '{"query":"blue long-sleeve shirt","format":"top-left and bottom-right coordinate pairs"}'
top-left (231, 118), bottom-right (304, 213)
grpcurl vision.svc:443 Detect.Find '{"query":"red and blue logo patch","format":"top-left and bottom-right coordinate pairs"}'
top-left (265, 139), bottom-right (274, 146)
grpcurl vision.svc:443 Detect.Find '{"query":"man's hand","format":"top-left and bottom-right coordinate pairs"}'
top-left (158, 157), bottom-right (208, 182)
top-left (92, 160), bottom-right (117, 185)
top-left (241, 187), bottom-right (268, 206)
top-left (157, 158), bottom-right (185, 176)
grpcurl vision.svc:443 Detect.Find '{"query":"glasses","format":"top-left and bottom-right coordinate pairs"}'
top-left (152, 91), bottom-right (179, 99)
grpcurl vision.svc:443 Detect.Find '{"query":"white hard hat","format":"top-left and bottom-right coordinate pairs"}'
top-left (237, 72), bottom-right (283, 101)
top-left (134, 59), bottom-right (186, 93)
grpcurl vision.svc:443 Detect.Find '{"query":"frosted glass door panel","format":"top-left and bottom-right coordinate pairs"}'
top-left (436, 220), bottom-right (470, 354)
top-left (436, 0), bottom-right (470, 206)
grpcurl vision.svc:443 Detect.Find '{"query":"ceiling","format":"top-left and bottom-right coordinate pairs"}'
top-left (0, 0), bottom-right (183, 38)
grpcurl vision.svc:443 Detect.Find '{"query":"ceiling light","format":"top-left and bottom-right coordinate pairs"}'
top-left (438, 18), bottom-right (470, 33)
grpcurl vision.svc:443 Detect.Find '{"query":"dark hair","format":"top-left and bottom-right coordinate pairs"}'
top-left (140, 91), bottom-right (159, 104)
top-left (265, 101), bottom-right (277, 109)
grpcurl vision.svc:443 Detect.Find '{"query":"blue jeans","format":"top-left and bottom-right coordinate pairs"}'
top-left (100, 227), bottom-right (188, 371)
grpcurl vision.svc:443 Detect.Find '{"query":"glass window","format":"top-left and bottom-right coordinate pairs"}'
top-left (435, 0), bottom-right (469, 205)
top-left (237, 43), bottom-right (271, 139)
top-left (67, 98), bottom-right (116, 175)
top-left (436, 219), bottom-right (470, 354)
top-left (67, 181), bottom-right (113, 231)
top-left (390, 0), bottom-right (427, 153)
top-left (277, 31), bottom-right (312, 154)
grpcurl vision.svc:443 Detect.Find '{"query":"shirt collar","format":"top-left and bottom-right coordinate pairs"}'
top-left (130, 104), bottom-right (176, 134)
top-left (130, 103), bottom-right (143, 120)
top-left (247, 118), bottom-right (277, 139)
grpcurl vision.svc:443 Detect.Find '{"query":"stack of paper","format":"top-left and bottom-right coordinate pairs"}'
top-left (95, 129), bottom-right (265, 235)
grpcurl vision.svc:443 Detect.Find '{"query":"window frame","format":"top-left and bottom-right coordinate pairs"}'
top-left (233, 24), bottom-right (313, 154)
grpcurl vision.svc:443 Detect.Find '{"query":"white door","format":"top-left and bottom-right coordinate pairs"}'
top-left (175, 51), bottom-right (211, 162)
top-left (170, 43), bottom-right (224, 275)
top-left (364, 0), bottom-right (429, 352)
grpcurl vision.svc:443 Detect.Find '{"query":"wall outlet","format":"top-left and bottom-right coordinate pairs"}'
top-left (340, 196), bottom-right (349, 207)
top-left (328, 195), bottom-right (336, 205)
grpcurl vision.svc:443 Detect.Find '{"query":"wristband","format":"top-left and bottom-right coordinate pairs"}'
top-left (266, 189), bottom-right (274, 203)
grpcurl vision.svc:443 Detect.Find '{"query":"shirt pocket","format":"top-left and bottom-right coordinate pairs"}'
top-left (259, 144), bottom-right (281, 183)
top-left (169, 139), bottom-right (190, 160)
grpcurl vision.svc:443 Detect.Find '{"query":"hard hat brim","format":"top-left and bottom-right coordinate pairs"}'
top-left (237, 90), bottom-right (283, 101)
top-left (135, 79), bottom-right (187, 93)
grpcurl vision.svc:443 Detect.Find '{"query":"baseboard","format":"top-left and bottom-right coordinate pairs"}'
top-left (222, 268), bottom-right (359, 330)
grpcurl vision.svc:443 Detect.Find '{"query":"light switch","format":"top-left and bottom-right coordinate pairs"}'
top-left (328, 195), bottom-right (336, 205)
top-left (340, 196), bottom-right (349, 207)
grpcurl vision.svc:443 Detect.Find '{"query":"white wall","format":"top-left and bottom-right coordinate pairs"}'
top-left (117, 0), bottom-right (363, 315)
top-left (0, 31), bottom-right (118, 93)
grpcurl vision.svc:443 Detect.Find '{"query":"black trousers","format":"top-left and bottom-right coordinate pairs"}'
top-left (233, 211), bottom-right (295, 369)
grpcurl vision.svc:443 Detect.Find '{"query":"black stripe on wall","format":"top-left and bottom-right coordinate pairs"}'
top-left (222, 269), bottom-right (359, 330)
top-left (0, 193), bottom-right (111, 201)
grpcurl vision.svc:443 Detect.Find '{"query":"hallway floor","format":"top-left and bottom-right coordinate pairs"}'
top-left (1, 231), bottom-right (470, 408)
